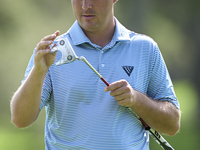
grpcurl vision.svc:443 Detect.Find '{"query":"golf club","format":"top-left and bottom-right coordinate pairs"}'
top-left (50, 38), bottom-right (175, 150)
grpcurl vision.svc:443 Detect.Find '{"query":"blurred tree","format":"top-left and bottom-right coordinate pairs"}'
top-left (152, 0), bottom-right (200, 123)
top-left (115, 0), bottom-right (150, 33)
top-left (0, 0), bottom-right (200, 149)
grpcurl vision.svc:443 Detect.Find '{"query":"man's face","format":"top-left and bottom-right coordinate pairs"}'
top-left (71, 0), bottom-right (117, 33)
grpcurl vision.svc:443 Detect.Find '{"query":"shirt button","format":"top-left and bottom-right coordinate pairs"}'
top-left (101, 64), bottom-right (105, 67)
top-left (121, 32), bottom-right (125, 36)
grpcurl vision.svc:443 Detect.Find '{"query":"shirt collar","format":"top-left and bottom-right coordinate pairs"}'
top-left (68, 17), bottom-right (131, 46)
top-left (114, 18), bottom-right (131, 42)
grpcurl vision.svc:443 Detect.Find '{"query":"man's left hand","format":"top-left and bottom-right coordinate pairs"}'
top-left (104, 79), bottom-right (136, 107)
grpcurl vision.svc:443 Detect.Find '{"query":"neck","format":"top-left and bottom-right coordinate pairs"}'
top-left (82, 19), bottom-right (116, 48)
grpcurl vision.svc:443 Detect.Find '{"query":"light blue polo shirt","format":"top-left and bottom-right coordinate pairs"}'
top-left (24, 18), bottom-right (179, 150)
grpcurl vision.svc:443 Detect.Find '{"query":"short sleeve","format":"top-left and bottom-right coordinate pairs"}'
top-left (147, 44), bottom-right (180, 109)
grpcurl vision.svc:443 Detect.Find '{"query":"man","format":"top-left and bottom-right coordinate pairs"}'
top-left (11, 0), bottom-right (181, 149)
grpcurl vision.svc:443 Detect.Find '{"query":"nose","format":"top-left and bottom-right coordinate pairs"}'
top-left (82, 0), bottom-right (92, 10)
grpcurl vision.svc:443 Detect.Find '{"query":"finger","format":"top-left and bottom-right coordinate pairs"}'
top-left (110, 86), bottom-right (126, 97)
top-left (117, 99), bottom-right (131, 107)
top-left (42, 34), bottom-right (56, 42)
top-left (35, 48), bottom-right (51, 58)
top-left (36, 41), bottom-right (53, 50)
top-left (115, 90), bottom-right (136, 107)
top-left (54, 30), bottom-right (60, 36)
top-left (51, 51), bottom-right (57, 56)
top-left (42, 30), bottom-right (60, 41)
top-left (104, 80), bottom-right (127, 92)
top-left (114, 92), bottom-right (130, 101)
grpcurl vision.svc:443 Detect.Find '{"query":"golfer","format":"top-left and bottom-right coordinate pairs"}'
top-left (11, 0), bottom-right (181, 149)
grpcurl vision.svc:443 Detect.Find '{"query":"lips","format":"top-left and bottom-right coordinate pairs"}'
top-left (83, 15), bottom-right (93, 17)
top-left (82, 14), bottom-right (95, 19)
top-left (82, 14), bottom-right (95, 17)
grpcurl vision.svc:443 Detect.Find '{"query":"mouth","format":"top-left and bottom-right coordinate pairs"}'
top-left (82, 14), bottom-right (95, 19)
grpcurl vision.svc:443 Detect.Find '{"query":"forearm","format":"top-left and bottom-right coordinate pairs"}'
top-left (11, 66), bottom-right (47, 128)
top-left (130, 91), bottom-right (181, 136)
top-left (10, 31), bottom-right (59, 128)
top-left (105, 80), bottom-right (181, 136)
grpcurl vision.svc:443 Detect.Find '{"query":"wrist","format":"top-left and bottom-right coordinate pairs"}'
top-left (130, 89), bottom-right (137, 108)
top-left (32, 65), bottom-right (48, 79)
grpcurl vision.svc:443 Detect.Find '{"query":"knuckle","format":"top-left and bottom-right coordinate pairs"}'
top-left (120, 79), bottom-right (128, 84)
top-left (110, 91), bottom-right (116, 97)
top-left (117, 100), bottom-right (123, 106)
top-left (114, 95), bottom-right (121, 101)
top-left (118, 100), bottom-right (127, 107)
top-left (124, 86), bottom-right (130, 91)
top-left (110, 92), bottom-right (113, 96)
top-left (37, 41), bottom-right (43, 49)
top-left (42, 35), bottom-right (49, 41)
top-left (36, 43), bottom-right (40, 49)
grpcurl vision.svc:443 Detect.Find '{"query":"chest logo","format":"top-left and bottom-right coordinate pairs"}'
top-left (122, 66), bottom-right (134, 76)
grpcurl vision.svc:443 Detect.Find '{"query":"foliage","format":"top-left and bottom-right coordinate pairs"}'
top-left (0, 0), bottom-right (199, 149)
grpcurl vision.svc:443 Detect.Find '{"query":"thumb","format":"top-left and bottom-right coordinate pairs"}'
top-left (104, 86), bottom-right (109, 92)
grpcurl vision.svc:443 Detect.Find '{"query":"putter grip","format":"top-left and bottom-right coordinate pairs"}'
top-left (101, 77), bottom-right (109, 86)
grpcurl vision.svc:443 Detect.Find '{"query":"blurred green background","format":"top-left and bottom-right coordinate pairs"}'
top-left (1, 0), bottom-right (200, 149)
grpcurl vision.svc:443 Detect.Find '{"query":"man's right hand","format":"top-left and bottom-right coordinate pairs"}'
top-left (11, 30), bottom-right (60, 128)
top-left (34, 30), bottom-right (60, 73)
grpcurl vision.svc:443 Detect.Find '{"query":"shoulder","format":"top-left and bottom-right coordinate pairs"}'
top-left (124, 31), bottom-right (159, 53)
top-left (128, 32), bottom-right (160, 57)
top-left (129, 32), bottom-right (157, 46)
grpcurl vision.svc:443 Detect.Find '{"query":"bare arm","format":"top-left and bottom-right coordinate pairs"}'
top-left (10, 31), bottom-right (60, 128)
top-left (104, 79), bottom-right (181, 136)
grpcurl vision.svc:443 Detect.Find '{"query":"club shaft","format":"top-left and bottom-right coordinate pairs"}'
top-left (101, 77), bottom-right (109, 86)
top-left (81, 56), bottom-right (174, 150)
top-left (128, 108), bottom-right (174, 150)
top-left (80, 57), bottom-right (102, 78)
top-left (149, 129), bottom-right (174, 150)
